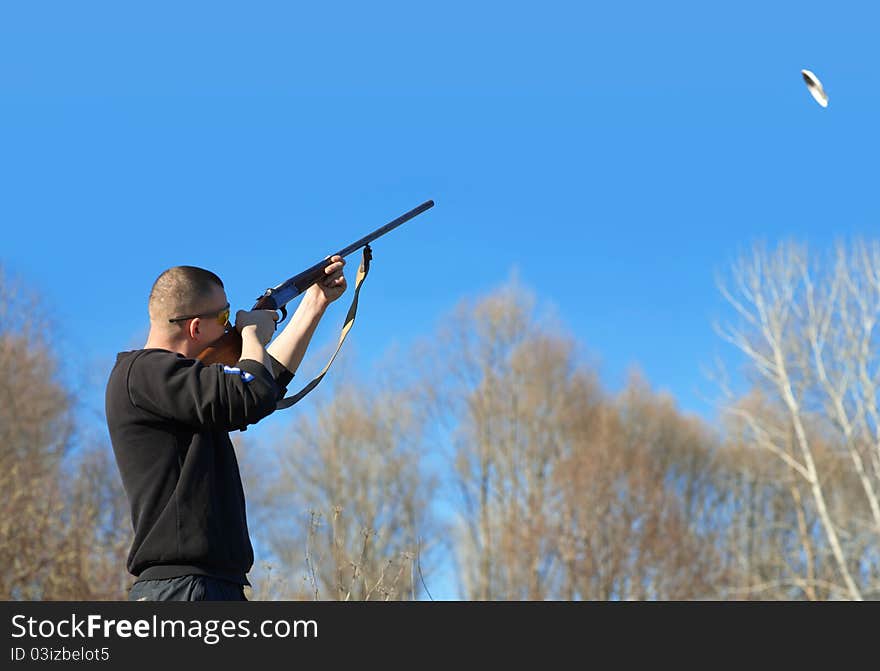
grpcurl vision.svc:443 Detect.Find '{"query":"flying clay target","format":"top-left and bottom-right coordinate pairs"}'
top-left (801, 69), bottom-right (828, 108)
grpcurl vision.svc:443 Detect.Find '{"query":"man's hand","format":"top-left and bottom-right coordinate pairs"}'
top-left (266, 256), bottom-right (347, 376)
top-left (305, 256), bottom-right (347, 308)
top-left (235, 309), bottom-right (278, 346)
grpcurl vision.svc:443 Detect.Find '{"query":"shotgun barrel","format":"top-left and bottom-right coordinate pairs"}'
top-left (197, 200), bottom-right (434, 366)
top-left (253, 200), bottom-right (434, 312)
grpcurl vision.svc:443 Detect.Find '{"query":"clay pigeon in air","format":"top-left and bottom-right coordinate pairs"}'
top-left (801, 69), bottom-right (828, 108)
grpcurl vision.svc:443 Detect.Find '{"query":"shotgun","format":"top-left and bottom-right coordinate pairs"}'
top-left (198, 200), bottom-right (435, 366)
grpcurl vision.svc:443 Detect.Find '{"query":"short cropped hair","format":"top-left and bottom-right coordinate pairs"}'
top-left (148, 266), bottom-right (224, 322)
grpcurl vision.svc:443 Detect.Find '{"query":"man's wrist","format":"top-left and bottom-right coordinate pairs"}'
top-left (301, 290), bottom-right (329, 317)
top-left (240, 325), bottom-right (270, 349)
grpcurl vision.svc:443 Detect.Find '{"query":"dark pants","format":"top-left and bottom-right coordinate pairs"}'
top-left (128, 575), bottom-right (247, 601)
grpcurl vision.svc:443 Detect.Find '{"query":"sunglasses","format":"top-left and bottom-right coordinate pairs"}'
top-left (168, 302), bottom-right (231, 327)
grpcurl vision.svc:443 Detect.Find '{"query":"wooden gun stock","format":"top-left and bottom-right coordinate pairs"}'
top-left (197, 294), bottom-right (276, 366)
top-left (197, 328), bottom-right (244, 366)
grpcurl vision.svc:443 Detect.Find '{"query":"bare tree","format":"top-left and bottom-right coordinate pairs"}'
top-left (554, 372), bottom-right (729, 600)
top-left (247, 376), bottom-right (436, 601)
top-left (0, 265), bottom-right (131, 600)
top-left (717, 240), bottom-right (880, 600)
top-left (435, 281), bottom-right (727, 599)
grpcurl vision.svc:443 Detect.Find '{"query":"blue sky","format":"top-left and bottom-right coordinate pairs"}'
top-left (2, 2), bottom-right (879, 597)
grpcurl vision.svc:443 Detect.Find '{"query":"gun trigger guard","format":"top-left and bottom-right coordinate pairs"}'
top-left (278, 305), bottom-right (288, 325)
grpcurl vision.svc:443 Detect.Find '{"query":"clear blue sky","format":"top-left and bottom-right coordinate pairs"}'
top-left (2, 2), bottom-right (879, 596)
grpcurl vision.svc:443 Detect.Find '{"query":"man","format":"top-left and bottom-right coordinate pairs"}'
top-left (105, 257), bottom-right (346, 601)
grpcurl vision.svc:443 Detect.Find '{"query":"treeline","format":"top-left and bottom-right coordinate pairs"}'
top-left (0, 269), bottom-right (130, 599)
top-left (2, 241), bottom-right (879, 600)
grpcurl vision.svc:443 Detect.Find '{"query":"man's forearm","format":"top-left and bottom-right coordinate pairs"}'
top-left (266, 292), bottom-right (328, 375)
top-left (239, 328), bottom-right (272, 373)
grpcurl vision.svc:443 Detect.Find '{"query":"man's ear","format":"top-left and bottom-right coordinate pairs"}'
top-left (188, 318), bottom-right (202, 341)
